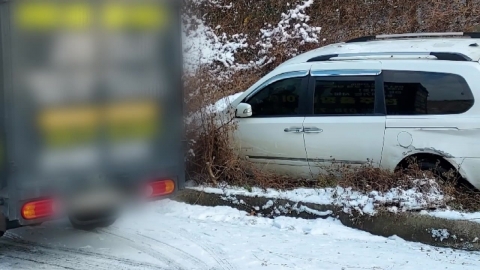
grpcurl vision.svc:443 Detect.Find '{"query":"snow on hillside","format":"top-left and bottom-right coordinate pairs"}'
top-left (183, 0), bottom-right (322, 74)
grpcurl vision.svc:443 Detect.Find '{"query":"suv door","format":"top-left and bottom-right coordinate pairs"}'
top-left (304, 61), bottom-right (387, 175)
top-left (234, 71), bottom-right (310, 177)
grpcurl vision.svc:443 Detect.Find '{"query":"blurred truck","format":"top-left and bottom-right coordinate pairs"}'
top-left (0, 0), bottom-right (185, 234)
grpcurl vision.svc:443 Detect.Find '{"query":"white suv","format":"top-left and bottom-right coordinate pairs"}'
top-left (226, 32), bottom-right (480, 189)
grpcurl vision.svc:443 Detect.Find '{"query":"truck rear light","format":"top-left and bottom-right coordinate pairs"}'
top-left (21, 199), bottom-right (55, 220)
top-left (146, 179), bottom-right (175, 197)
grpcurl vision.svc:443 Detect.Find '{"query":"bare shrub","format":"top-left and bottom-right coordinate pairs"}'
top-left (184, 67), bottom-right (239, 185)
top-left (184, 67), bottom-right (283, 188)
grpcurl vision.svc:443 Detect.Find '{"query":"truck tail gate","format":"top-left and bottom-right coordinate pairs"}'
top-left (0, 0), bottom-right (185, 222)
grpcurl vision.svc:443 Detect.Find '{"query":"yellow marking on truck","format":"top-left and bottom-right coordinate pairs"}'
top-left (14, 1), bottom-right (169, 31)
top-left (38, 106), bottom-right (99, 130)
top-left (104, 100), bottom-right (158, 123)
top-left (37, 101), bottom-right (160, 147)
top-left (63, 3), bottom-right (92, 29)
top-left (105, 101), bottom-right (160, 141)
top-left (15, 3), bottom-right (59, 30)
top-left (38, 106), bottom-right (99, 148)
top-left (103, 3), bottom-right (168, 30)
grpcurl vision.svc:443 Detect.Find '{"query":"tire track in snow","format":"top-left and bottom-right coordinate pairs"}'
top-left (102, 225), bottom-right (234, 270)
top-left (127, 230), bottom-right (212, 268)
top-left (98, 229), bottom-right (192, 270)
top-left (2, 232), bottom-right (169, 270)
top-left (1, 254), bottom-right (77, 270)
top-left (0, 240), bottom-right (121, 270)
top-left (167, 227), bottom-right (236, 270)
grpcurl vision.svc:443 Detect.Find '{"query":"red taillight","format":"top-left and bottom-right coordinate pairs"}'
top-left (21, 199), bottom-right (55, 220)
top-left (145, 179), bottom-right (175, 197)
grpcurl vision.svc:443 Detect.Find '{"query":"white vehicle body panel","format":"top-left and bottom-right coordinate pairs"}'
top-left (225, 36), bottom-right (480, 189)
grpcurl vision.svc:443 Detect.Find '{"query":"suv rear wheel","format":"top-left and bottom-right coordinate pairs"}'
top-left (401, 156), bottom-right (461, 184)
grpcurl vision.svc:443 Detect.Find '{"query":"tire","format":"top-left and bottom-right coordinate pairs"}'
top-left (70, 217), bottom-right (117, 231)
top-left (69, 209), bottom-right (118, 231)
top-left (417, 159), bottom-right (450, 180)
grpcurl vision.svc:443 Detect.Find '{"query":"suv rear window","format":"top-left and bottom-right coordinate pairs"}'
top-left (383, 70), bottom-right (474, 115)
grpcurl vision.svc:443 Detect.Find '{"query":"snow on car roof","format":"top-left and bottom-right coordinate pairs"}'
top-left (280, 38), bottom-right (480, 66)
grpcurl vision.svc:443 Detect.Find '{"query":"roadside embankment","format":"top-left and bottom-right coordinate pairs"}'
top-left (175, 188), bottom-right (480, 251)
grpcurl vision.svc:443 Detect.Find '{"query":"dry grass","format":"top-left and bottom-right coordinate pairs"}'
top-left (315, 160), bottom-right (480, 212)
top-left (184, 68), bottom-right (282, 189)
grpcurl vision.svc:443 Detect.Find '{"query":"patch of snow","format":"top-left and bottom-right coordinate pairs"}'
top-left (424, 209), bottom-right (480, 224)
top-left (208, 92), bottom-right (244, 113)
top-left (257, 0), bottom-right (321, 58)
top-left (220, 194), bottom-right (245, 205)
top-left (291, 204), bottom-right (332, 216)
top-left (388, 206), bottom-right (399, 213)
top-left (262, 200), bottom-right (274, 209)
top-left (183, 15), bottom-right (249, 74)
top-left (431, 228), bottom-right (450, 242)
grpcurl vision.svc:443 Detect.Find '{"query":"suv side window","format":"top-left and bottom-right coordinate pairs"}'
top-left (246, 77), bottom-right (304, 117)
top-left (383, 70), bottom-right (474, 115)
top-left (313, 77), bottom-right (376, 115)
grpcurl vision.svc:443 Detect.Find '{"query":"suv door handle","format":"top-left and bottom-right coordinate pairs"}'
top-left (304, 127), bottom-right (323, 133)
top-left (284, 127), bottom-right (303, 133)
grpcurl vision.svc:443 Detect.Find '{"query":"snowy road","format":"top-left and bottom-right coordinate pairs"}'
top-left (0, 200), bottom-right (479, 270)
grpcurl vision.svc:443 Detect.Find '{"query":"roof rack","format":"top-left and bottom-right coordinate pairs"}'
top-left (346, 32), bottom-right (480, 43)
top-left (306, 52), bottom-right (472, 62)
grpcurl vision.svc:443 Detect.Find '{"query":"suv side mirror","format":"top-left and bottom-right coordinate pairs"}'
top-left (235, 103), bottom-right (253, 118)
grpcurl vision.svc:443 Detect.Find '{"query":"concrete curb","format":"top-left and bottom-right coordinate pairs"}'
top-left (174, 189), bottom-right (480, 251)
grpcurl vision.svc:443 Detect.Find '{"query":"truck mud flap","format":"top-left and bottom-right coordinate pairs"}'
top-left (0, 212), bottom-right (6, 236)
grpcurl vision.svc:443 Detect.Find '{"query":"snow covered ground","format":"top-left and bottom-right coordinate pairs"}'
top-left (190, 182), bottom-right (447, 216)
top-left (189, 184), bottom-right (480, 226)
top-left (1, 200), bottom-right (479, 270)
